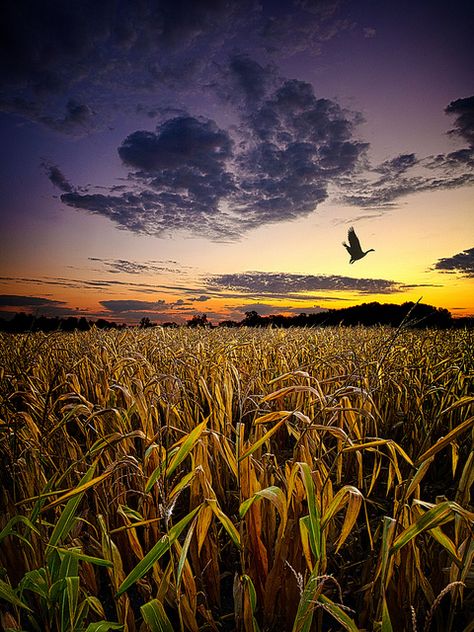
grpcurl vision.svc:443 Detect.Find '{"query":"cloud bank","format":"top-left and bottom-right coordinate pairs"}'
top-left (433, 247), bottom-right (474, 277)
top-left (56, 64), bottom-right (368, 239)
top-left (208, 271), bottom-right (405, 295)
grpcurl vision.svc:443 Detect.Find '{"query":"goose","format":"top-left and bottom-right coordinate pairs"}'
top-left (343, 227), bottom-right (374, 263)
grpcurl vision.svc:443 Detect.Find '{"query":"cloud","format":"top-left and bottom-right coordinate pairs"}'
top-left (0, 294), bottom-right (65, 307)
top-left (58, 70), bottom-right (368, 239)
top-left (88, 257), bottom-right (181, 274)
top-left (231, 303), bottom-right (326, 316)
top-left (119, 116), bottom-right (233, 171)
top-left (190, 295), bottom-right (210, 302)
top-left (341, 99), bottom-right (474, 209)
top-left (100, 299), bottom-right (168, 313)
top-left (42, 162), bottom-right (75, 193)
top-left (208, 271), bottom-right (404, 295)
top-left (1, 1), bottom-right (349, 131)
top-left (373, 153), bottom-right (418, 176)
top-left (445, 96), bottom-right (474, 147)
top-left (432, 247), bottom-right (474, 277)
top-left (0, 294), bottom-right (86, 318)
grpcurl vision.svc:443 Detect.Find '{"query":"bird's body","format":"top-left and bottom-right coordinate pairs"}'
top-left (343, 227), bottom-right (374, 263)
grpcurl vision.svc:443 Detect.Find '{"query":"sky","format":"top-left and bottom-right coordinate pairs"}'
top-left (0, 0), bottom-right (473, 324)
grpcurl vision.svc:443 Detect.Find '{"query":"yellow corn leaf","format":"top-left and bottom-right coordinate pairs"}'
top-left (405, 457), bottom-right (434, 500)
top-left (321, 485), bottom-right (363, 551)
top-left (261, 386), bottom-right (319, 402)
top-left (451, 441), bottom-right (459, 477)
top-left (169, 469), bottom-right (198, 500)
top-left (343, 439), bottom-right (390, 452)
top-left (428, 526), bottom-right (461, 565)
top-left (207, 500), bottom-right (241, 549)
top-left (391, 501), bottom-right (466, 552)
top-left (253, 410), bottom-right (293, 424)
top-left (416, 415), bottom-right (474, 464)
top-left (196, 504), bottom-right (213, 556)
top-left (239, 486), bottom-right (287, 533)
top-left (299, 516), bottom-right (314, 571)
top-left (440, 396), bottom-right (474, 415)
top-left (43, 469), bottom-right (112, 511)
top-left (238, 416), bottom-right (289, 462)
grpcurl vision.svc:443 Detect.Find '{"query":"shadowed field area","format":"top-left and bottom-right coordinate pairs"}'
top-left (1, 326), bottom-right (473, 631)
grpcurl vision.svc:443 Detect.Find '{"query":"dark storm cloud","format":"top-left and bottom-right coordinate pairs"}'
top-left (1, 0), bottom-right (348, 130)
top-left (119, 117), bottom-right (233, 171)
top-left (0, 1), bottom-right (244, 91)
top-left (208, 272), bottom-right (403, 295)
top-left (47, 99), bottom-right (95, 133)
top-left (445, 96), bottom-right (474, 147)
top-left (260, 0), bottom-right (349, 56)
top-left (229, 78), bottom-right (368, 229)
top-left (217, 54), bottom-right (274, 106)
top-left (59, 72), bottom-right (368, 239)
top-left (432, 247), bottom-right (474, 277)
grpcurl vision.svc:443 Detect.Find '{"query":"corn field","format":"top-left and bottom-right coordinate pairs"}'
top-left (0, 326), bottom-right (473, 632)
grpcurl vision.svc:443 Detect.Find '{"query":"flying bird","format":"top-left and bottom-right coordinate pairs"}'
top-left (343, 227), bottom-right (374, 263)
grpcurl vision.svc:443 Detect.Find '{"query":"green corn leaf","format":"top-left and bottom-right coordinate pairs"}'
top-left (140, 599), bottom-right (174, 632)
top-left (116, 504), bottom-right (202, 597)
top-left (0, 515), bottom-right (40, 543)
top-left (55, 547), bottom-right (113, 567)
top-left (318, 594), bottom-right (359, 631)
top-left (381, 597), bottom-right (393, 632)
top-left (391, 501), bottom-right (457, 552)
top-left (0, 578), bottom-right (32, 611)
top-left (292, 567), bottom-right (323, 632)
top-left (47, 463), bottom-right (97, 553)
top-left (298, 462), bottom-right (321, 560)
top-left (85, 622), bottom-right (124, 632)
top-left (165, 418), bottom-right (208, 478)
top-left (19, 568), bottom-right (49, 599)
top-left (145, 447), bottom-right (179, 493)
top-left (176, 514), bottom-right (197, 591)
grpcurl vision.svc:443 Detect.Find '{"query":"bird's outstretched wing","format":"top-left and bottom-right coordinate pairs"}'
top-left (348, 227), bottom-right (362, 254)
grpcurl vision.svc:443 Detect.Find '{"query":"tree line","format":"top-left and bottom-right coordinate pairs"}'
top-left (1, 302), bottom-right (472, 333)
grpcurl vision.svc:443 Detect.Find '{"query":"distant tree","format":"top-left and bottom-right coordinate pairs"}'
top-left (218, 319), bottom-right (239, 328)
top-left (139, 316), bottom-right (153, 328)
top-left (187, 314), bottom-right (210, 328)
top-left (77, 317), bottom-right (90, 331)
top-left (243, 310), bottom-right (263, 327)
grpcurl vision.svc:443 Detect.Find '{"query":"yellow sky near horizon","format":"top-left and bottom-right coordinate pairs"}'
top-left (1, 183), bottom-right (473, 322)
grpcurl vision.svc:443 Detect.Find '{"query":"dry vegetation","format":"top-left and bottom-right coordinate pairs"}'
top-left (0, 325), bottom-right (473, 631)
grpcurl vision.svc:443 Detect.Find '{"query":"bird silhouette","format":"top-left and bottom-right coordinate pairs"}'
top-left (342, 227), bottom-right (374, 263)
